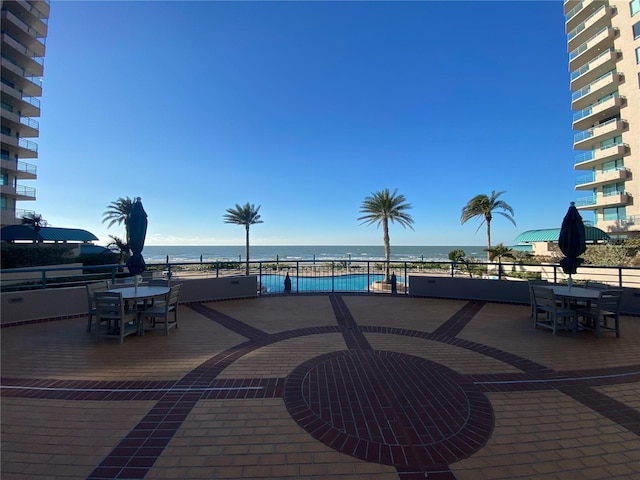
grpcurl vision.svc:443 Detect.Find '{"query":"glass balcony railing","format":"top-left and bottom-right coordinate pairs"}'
top-left (15, 208), bottom-right (36, 220)
top-left (574, 151), bottom-right (595, 164)
top-left (17, 161), bottom-right (36, 175)
top-left (18, 138), bottom-right (38, 153)
top-left (569, 26), bottom-right (610, 61)
top-left (574, 129), bottom-right (593, 143)
top-left (574, 117), bottom-right (622, 143)
top-left (575, 172), bottom-right (596, 185)
top-left (569, 48), bottom-right (616, 81)
top-left (567, 5), bottom-right (607, 41)
top-left (571, 70), bottom-right (617, 101)
top-left (572, 93), bottom-right (622, 122)
top-left (16, 185), bottom-right (36, 198)
top-left (20, 116), bottom-right (39, 130)
top-left (575, 196), bottom-right (596, 207)
top-left (565, 2), bottom-right (583, 22)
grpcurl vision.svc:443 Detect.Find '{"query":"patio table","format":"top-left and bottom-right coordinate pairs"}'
top-left (549, 285), bottom-right (600, 305)
top-left (109, 286), bottom-right (170, 310)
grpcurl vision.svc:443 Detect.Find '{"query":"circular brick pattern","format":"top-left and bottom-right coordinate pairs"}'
top-left (284, 350), bottom-right (494, 469)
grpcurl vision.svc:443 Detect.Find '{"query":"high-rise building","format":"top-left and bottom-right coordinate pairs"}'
top-left (565, 0), bottom-right (640, 240)
top-left (1, 0), bottom-right (50, 227)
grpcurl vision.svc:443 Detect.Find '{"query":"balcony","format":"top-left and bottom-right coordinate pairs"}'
top-left (0, 110), bottom-right (39, 140)
top-left (565, 0), bottom-right (602, 31)
top-left (573, 118), bottom-right (627, 150)
top-left (574, 143), bottom-right (629, 169)
top-left (571, 70), bottom-right (622, 111)
top-left (1, 159), bottom-right (37, 179)
top-left (0, 184), bottom-right (36, 200)
top-left (570, 48), bottom-right (619, 91)
top-left (1, 135), bottom-right (39, 159)
top-left (569, 26), bottom-right (617, 72)
top-left (575, 168), bottom-right (630, 190)
top-left (0, 10), bottom-right (46, 54)
top-left (1, 32), bottom-right (46, 71)
top-left (567, 5), bottom-right (614, 52)
top-left (12, 0), bottom-right (49, 34)
top-left (0, 83), bottom-right (41, 118)
top-left (572, 94), bottom-right (624, 130)
top-left (576, 191), bottom-right (631, 210)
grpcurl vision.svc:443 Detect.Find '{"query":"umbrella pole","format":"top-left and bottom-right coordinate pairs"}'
top-left (568, 274), bottom-right (573, 290)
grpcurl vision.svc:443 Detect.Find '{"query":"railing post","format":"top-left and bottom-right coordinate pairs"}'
top-left (367, 261), bottom-right (370, 292)
top-left (296, 261), bottom-right (299, 293)
top-left (331, 262), bottom-right (335, 292)
top-left (259, 262), bottom-right (262, 296)
top-left (404, 262), bottom-right (408, 294)
top-left (618, 267), bottom-right (623, 288)
top-left (41, 269), bottom-right (46, 289)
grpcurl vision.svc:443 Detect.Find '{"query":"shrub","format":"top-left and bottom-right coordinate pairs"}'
top-left (1, 244), bottom-right (76, 269)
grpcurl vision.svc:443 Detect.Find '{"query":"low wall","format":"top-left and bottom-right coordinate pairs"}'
top-left (177, 275), bottom-right (258, 303)
top-left (409, 275), bottom-right (640, 316)
top-left (1, 275), bottom-right (258, 325)
top-left (409, 276), bottom-right (531, 304)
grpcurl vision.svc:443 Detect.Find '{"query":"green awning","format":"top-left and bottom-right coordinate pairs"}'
top-left (513, 227), bottom-right (610, 244)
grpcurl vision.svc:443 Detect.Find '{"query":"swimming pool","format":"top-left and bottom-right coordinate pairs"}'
top-left (259, 273), bottom-right (405, 293)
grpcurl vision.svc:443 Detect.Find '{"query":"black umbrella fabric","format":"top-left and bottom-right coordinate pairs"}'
top-left (558, 202), bottom-right (586, 276)
top-left (126, 197), bottom-right (148, 275)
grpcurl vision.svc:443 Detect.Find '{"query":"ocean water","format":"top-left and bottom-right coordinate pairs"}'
top-left (142, 245), bottom-right (485, 264)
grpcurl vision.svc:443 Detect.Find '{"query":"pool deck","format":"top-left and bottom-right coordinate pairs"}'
top-left (2, 293), bottom-right (639, 479)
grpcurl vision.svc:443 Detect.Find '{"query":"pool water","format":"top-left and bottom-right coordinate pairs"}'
top-left (259, 274), bottom-right (405, 293)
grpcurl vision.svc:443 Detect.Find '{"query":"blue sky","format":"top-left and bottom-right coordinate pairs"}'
top-left (35, 0), bottom-right (575, 247)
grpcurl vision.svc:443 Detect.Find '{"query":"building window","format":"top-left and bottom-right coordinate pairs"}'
top-left (636, 46), bottom-right (640, 64)
top-left (632, 0), bottom-right (640, 16)
top-left (0, 174), bottom-right (7, 186)
top-left (634, 21), bottom-right (640, 39)
top-left (603, 183), bottom-right (624, 196)
top-left (601, 135), bottom-right (622, 148)
top-left (0, 196), bottom-right (7, 211)
top-left (603, 207), bottom-right (626, 221)
top-left (602, 159), bottom-right (624, 172)
top-left (1, 149), bottom-right (9, 160)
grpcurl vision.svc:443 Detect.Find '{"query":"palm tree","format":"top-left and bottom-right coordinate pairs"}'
top-left (358, 188), bottom-right (414, 281)
top-left (461, 190), bottom-right (516, 261)
top-left (21, 212), bottom-right (48, 243)
top-left (223, 203), bottom-right (263, 275)
top-left (106, 235), bottom-right (130, 264)
top-left (102, 197), bottom-right (135, 245)
top-left (484, 243), bottom-right (515, 276)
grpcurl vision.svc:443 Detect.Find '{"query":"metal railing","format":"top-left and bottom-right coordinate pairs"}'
top-left (2, 260), bottom-right (639, 293)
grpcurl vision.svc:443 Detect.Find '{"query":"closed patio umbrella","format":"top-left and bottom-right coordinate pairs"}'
top-left (558, 202), bottom-right (586, 287)
top-left (126, 197), bottom-right (148, 275)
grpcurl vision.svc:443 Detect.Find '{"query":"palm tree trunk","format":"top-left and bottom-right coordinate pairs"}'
top-left (383, 219), bottom-right (391, 281)
top-left (486, 220), bottom-right (492, 262)
top-left (245, 226), bottom-right (250, 276)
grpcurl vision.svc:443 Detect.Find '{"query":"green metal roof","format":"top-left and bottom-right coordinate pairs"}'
top-left (0, 225), bottom-right (99, 243)
top-left (513, 227), bottom-right (610, 244)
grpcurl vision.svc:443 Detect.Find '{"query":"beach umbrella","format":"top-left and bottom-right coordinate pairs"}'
top-left (126, 197), bottom-right (148, 275)
top-left (558, 202), bottom-right (586, 286)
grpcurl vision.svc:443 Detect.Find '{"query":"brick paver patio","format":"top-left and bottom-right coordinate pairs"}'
top-left (2, 293), bottom-right (639, 479)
